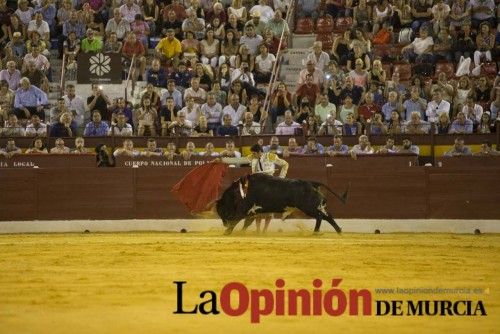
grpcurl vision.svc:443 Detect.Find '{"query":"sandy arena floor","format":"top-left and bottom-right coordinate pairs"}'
top-left (0, 231), bottom-right (498, 333)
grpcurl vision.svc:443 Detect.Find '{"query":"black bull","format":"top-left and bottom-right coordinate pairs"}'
top-left (216, 173), bottom-right (349, 234)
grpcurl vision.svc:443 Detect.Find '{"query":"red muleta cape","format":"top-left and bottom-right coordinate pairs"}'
top-left (171, 162), bottom-right (229, 213)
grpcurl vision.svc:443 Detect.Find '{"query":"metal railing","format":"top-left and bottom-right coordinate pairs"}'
top-left (59, 53), bottom-right (67, 97)
top-left (124, 55), bottom-right (136, 102)
top-left (261, 0), bottom-right (296, 132)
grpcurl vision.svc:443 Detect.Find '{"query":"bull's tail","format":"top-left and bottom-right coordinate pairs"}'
top-left (312, 181), bottom-right (350, 204)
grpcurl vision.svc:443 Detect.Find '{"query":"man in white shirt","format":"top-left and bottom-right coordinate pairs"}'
top-left (254, 44), bottom-right (276, 83)
top-left (426, 88), bottom-right (450, 123)
top-left (315, 93), bottom-right (336, 122)
top-left (306, 41), bottom-right (330, 71)
top-left (27, 12), bottom-right (50, 44)
top-left (230, 62), bottom-right (255, 85)
top-left (462, 96), bottom-right (483, 124)
top-left (401, 26), bottom-right (434, 63)
top-left (25, 114), bottom-right (47, 137)
top-left (62, 84), bottom-right (87, 132)
top-left (108, 112), bottom-right (133, 136)
top-left (119, 0), bottom-right (141, 23)
top-left (250, 0), bottom-right (275, 23)
top-left (350, 135), bottom-right (374, 156)
top-left (275, 110), bottom-right (301, 135)
top-left (183, 77), bottom-right (207, 104)
top-left (239, 25), bottom-right (263, 56)
top-left (241, 111), bottom-right (261, 135)
top-left (222, 94), bottom-right (246, 126)
top-left (181, 96), bottom-right (201, 126)
top-left (297, 59), bottom-right (324, 88)
top-left (200, 93), bottom-right (223, 129)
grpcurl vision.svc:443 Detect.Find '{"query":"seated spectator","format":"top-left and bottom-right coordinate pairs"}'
top-left (433, 28), bottom-right (453, 62)
top-left (160, 97), bottom-right (180, 136)
top-left (275, 110), bottom-right (300, 135)
top-left (449, 111), bottom-right (473, 134)
top-left (241, 111), bottom-right (261, 135)
top-left (184, 77), bottom-right (207, 105)
top-left (0, 61), bottom-right (21, 90)
top-left (348, 55), bottom-right (370, 87)
top-left (147, 59), bottom-right (168, 89)
top-left (315, 93), bottom-right (337, 123)
top-left (63, 31), bottom-right (81, 59)
top-left (25, 114), bottom-right (47, 137)
top-left (13, 77), bottom-right (48, 121)
top-left (369, 113), bottom-right (388, 135)
top-left (239, 25), bottom-right (263, 56)
top-left (81, 29), bottom-right (103, 53)
top-left (434, 111), bottom-right (451, 134)
top-left (1, 113), bottom-right (25, 137)
top-left (301, 136), bottom-right (324, 155)
top-left (217, 114), bottom-right (239, 136)
top-left (0, 138), bottom-right (22, 157)
top-left (108, 112), bottom-right (133, 136)
top-left (50, 138), bottom-right (70, 154)
top-left (155, 29), bottom-right (181, 66)
top-left (444, 137), bottom-right (472, 156)
top-left (475, 77), bottom-right (491, 104)
top-left (307, 41), bottom-right (330, 72)
top-left (319, 114), bottom-right (342, 135)
top-left (168, 110), bottom-right (193, 136)
top-left (222, 94), bottom-right (246, 126)
top-left (283, 137), bottom-right (303, 157)
top-left (136, 97), bottom-right (158, 136)
top-left (305, 114), bottom-right (321, 136)
top-left (103, 32), bottom-right (123, 53)
top-left (83, 110), bottom-right (109, 137)
top-left (368, 59), bottom-right (386, 89)
top-left (181, 141), bottom-right (198, 160)
top-left (327, 135), bottom-right (349, 156)
top-left (399, 138), bottom-right (420, 155)
top-left (425, 88), bottom-right (450, 123)
top-left (405, 111), bottom-right (430, 134)
top-left (462, 96), bottom-right (483, 125)
top-left (298, 59), bottom-right (324, 88)
top-left (0, 80), bottom-right (14, 121)
top-left (377, 137), bottom-right (398, 154)
top-left (62, 84), bottom-right (86, 132)
top-left (170, 61), bottom-right (192, 91)
top-left (70, 137), bottom-right (89, 154)
top-left (250, 0), bottom-right (274, 23)
top-left (49, 99), bottom-right (68, 124)
top-left (219, 29), bottom-right (239, 68)
top-left (130, 14), bottom-right (150, 49)
top-left (381, 91), bottom-right (402, 121)
top-left (200, 92), bottom-right (223, 131)
top-left (339, 77), bottom-right (364, 106)
top-left (106, 9), bottom-right (131, 41)
top-left (385, 72), bottom-right (407, 101)
top-left (193, 63), bottom-right (213, 91)
top-left (254, 44), bottom-right (275, 84)
top-left (121, 32), bottom-right (146, 81)
top-left (219, 140), bottom-right (241, 158)
top-left (263, 136), bottom-right (283, 154)
top-left (141, 138), bottom-right (163, 157)
top-left (114, 139), bottom-right (140, 157)
top-left (50, 112), bottom-right (76, 137)
top-left (473, 22), bottom-right (494, 68)
top-left (25, 137), bottom-right (48, 154)
top-left (270, 81), bottom-right (292, 125)
top-left (350, 134), bottom-right (374, 155)
top-left (193, 115), bottom-right (213, 136)
top-left (403, 87), bottom-right (427, 121)
top-left (27, 12), bottom-right (50, 46)
top-left (387, 111), bottom-right (404, 135)
top-left (342, 113), bottom-right (362, 135)
top-left (182, 8), bottom-right (206, 40)
top-left (267, 10), bottom-right (289, 38)
top-left (473, 141), bottom-right (500, 156)
top-left (111, 98), bottom-right (134, 127)
top-left (206, 2), bottom-right (227, 24)
top-left (181, 96), bottom-right (201, 127)
top-left (200, 142), bottom-right (220, 157)
top-left (358, 92), bottom-right (380, 126)
top-left (22, 60), bottom-right (49, 93)
top-left (338, 95), bottom-right (357, 123)
top-left (476, 112), bottom-right (494, 134)
top-left (200, 28), bottom-right (220, 68)
top-left (295, 74), bottom-right (320, 107)
top-left (164, 142), bottom-right (179, 160)
top-left (401, 26), bottom-right (434, 64)
top-left (87, 83), bottom-right (112, 122)
top-left (294, 102), bottom-right (312, 124)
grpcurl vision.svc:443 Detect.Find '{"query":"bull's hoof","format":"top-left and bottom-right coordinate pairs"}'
top-left (336, 228), bottom-right (342, 234)
top-left (223, 229), bottom-right (233, 235)
top-left (312, 231), bottom-right (324, 236)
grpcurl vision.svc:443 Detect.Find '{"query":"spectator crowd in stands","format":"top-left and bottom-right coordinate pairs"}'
top-left (0, 0), bottom-right (498, 157)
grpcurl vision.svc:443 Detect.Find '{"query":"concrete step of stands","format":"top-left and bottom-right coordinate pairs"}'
top-left (291, 34), bottom-right (316, 49)
top-left (281, 48), bottom-right (310, 66)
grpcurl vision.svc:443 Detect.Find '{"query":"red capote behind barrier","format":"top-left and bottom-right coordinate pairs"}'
top-left (171, 162), bottom-right (229, 213)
